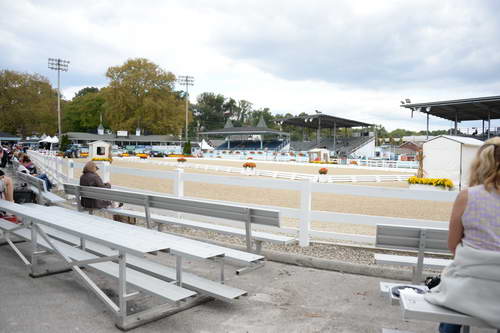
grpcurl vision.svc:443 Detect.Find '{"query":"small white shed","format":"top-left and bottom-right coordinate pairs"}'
top-left (89, 140), bottom-right (111, 160)
top-left (308, 148), bottom-right (330, 163)
top-left (423, 135), bottom-right (483, 190)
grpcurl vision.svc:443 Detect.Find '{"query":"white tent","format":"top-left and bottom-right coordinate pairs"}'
top-left (200, 139), bottom-right (214, 151)
top-left (422, 135), bottom-right (483, 190)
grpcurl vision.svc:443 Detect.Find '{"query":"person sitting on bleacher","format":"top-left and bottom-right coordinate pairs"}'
top-left (425, 137), bottom-right (500, 332)
top-left (0, 170), bottom-right (14, 202)
top-left (80, 161), bottom-right (112, 209)
top-left (18, 157), bottom-right (53, 191)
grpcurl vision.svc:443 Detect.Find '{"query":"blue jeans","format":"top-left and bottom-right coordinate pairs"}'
top-left (37, 174), bottom-right (52, 191)
top-left (439, 323), bottom-right (462, 333)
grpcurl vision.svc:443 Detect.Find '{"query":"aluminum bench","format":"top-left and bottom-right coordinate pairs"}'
top-left (375, 224), bottom-right (451, 283)
top-left (0, 200), bottom-right (249, 329)
top-left (63, 183), bottom-right (295, 255)
top-left (399, 291), bottom-right (500, 333)
top-left (25, 204), bottom-right (265, 271)
top-left (105, 207), bottom-right (296, 252)
top-left (15, 170), bottom-right (65, 205)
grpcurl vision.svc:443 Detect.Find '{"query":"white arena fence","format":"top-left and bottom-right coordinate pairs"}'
top-left (202, 151), bottom-right (419, 169)
top-left (28, 151), bottom-right (455, 247)
top-left (116, 157), bottom-right (411, 183)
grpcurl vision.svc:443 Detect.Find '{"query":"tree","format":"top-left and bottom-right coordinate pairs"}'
top-left (59, 134), bottom-right (70, 152)
top-left (0, 70), bottom-right (57, 136)
top-left (193, 92), bottom-right (227, 131)
top-left (103, 58), bottom-right (186, 135)
top-left (63, 87), bottom-right (105, 132)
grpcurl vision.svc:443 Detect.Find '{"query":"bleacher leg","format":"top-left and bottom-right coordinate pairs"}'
top-left (118, 250), bottom-right (127, 323)
top-left (176, 255), bottom-right (183, 287)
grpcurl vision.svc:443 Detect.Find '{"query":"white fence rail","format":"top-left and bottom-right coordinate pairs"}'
top-left (116, 157), bottom-right (410, 183)
top-left (28, 151), bottom-right (455, 247)
top-left (202, 151), bottom-right (419, 169)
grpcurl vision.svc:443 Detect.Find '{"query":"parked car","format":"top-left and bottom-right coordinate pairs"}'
top-left (150, 151), bottom-right (164, 157)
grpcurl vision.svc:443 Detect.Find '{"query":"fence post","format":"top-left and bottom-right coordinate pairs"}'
top-left (173, 168), bottom-right (184, 198)
top-left (299, 179), bottom-right (312, 247)
top-left (101, 162), bottom-right (111, 183)
top-left (56, 157), bottom-right (63, 184)
top-left (67, 159), bottom-right (74, 181)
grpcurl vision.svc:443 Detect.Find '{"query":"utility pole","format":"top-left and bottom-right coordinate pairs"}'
top-left (177, 75), bottom-right (194, 142)
top-left (48, 58), bottom-right (70, 141)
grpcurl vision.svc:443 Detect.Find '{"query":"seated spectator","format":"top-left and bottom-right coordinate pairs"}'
top-left (79, 161), bottom-right (112, 209)
top-left (18, 157), bottom-right (53, 191)
top-left (425, 137), bottom-right (500, 332)
top-left (0, 170), bottom-right (14, 202)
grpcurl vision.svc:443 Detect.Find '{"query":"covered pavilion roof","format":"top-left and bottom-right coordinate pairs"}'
top-left (280, 114), bottom-right (372, 129)
top-left (400, 95), bottom-right (500, 122)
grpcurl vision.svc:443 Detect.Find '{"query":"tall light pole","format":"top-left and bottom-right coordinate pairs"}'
top-left (48, 58), bottom-right (70, 140)
top-left (177, 75), bottom-right (194, 142)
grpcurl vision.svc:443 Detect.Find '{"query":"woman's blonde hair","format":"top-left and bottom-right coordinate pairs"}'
top-left (468, 137), bottom-right (500, 192)
top-left (83, 161), bottom-right (98, 173)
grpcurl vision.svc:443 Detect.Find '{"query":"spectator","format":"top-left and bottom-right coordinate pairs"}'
top-left (18, 157), bottom-right (53, 191)
top-left (425, 137), bottom-right (500, 332)
top-left (0, 170), bottom-right (14, 202)
top-left (0, 147), bottom-right (8, 168)
top-left (79, 161), bottom-right (112, 209)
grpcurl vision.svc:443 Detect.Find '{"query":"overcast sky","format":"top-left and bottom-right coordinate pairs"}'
top-left (2, 0), bottom-right (500, 131)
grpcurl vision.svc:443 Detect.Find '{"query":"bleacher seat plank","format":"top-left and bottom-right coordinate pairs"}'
top-left (23, 204), bottom-right (227, 260)
top-left (374, 253), bottom-right (451, 270)
top-left (106, 207), bottom-right (295, 244)
top-left (33, 204), bottom-right (265, 265)
top-left (37, 224), bottom-right (247, 301)
top-left (0, 219), bottom-right (196, 302)
top-left (399, 292), bottom-right (496, 329)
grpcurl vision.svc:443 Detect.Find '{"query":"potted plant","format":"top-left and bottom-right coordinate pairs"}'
top-left (242, 162), bottom-right (256, 175)
top-left (318, 167), bottom-right (328, 182)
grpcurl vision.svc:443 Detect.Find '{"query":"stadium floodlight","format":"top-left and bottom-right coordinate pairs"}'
top-left (48, 58), bottom-right (70, 140)
top-left (177, 75), bottom-right (194, 142)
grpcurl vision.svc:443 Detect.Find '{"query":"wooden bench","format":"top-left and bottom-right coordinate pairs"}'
top-left (0, 201), bottom-right (251, 330)
top-left (399, 291), bottom-right (499, 333)
top-left (15, 171), bottom-right (65, 205)
top-left (63, 184), bottom-right (295, 255)
top-left (375, 224), bottom-right (452, 283)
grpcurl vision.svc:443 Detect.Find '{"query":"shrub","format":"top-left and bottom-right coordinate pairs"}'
top-left (177, 157), bottom-right (187, 163)
top-left (350, 161), bottom-right (358, 165)
top-left (407, 176), bottom-right (454, 189)
top-left (243, 162), bottom-right (256, 169)
top-left (183, 141), bottom-right (192, 155)
top-left (319, 168), bottom-right (328, 175)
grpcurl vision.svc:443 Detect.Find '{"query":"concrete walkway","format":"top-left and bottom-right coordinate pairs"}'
top-left (0, 242), bottom-right (491, 333)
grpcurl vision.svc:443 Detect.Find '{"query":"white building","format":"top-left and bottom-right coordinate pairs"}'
top-left (422, 135), bottom-right (483, 190)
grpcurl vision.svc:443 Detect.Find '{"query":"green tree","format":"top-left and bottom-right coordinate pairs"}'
top-left (0, 70), bottom-right (57, 136)
top-left (193, 92), bottom-right (227, 131)
top-left (59, 134), bottom-right (70, 152)
top-left (103, 58), bottom-right (186, 135)
top-left (63, 87), bottom-right (105, 132)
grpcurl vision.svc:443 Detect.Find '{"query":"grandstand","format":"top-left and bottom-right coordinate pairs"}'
top-left (199, 114), bottom-right (375, 157)
top-left (281, 114), bottom-right (374, 156)
top-left (199, 117), bottom-right (290, 152)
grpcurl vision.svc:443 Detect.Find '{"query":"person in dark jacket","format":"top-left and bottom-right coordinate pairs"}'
top-left (79, 161), bottom-right (111, 209)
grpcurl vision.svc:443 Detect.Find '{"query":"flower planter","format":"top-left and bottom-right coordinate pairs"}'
top-left (318, 174), bottom-right (329, 183)
top-left (243, 168), bottom-right (255, 176)
top-left (409, 184), bottom-right (451, 191)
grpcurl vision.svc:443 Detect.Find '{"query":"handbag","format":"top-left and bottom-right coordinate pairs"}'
top-left (13, 187), bottom-right (37, 204)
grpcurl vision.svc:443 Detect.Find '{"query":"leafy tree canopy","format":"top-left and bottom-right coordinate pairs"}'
top-left (103, 58), bottom-right (186, 135)
top-left (0, 70), bottom-right (57, 136)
